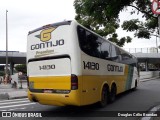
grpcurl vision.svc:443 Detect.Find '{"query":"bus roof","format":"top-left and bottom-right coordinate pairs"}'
top-left (28, 20), bottom-right (72, 35)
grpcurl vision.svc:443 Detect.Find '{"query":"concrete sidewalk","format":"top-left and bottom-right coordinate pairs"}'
top-left (140, 76), bottom-right (160, 82)
top-left (0, 83), bottom-right (28, 100)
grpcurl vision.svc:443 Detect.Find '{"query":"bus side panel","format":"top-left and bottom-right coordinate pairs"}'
top-left (81, 75), bottom-right (128, 105)
top-left (81, 54), bottom-right (126, 105)
top-left (81, 75), bottom-right (102, 105)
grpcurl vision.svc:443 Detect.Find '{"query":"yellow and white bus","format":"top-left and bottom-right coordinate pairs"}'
top-left (27, 20), bottom-right (139, 107)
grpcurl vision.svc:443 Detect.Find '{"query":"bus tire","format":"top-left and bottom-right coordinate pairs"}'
top-left (98, 85), bottom-right (109, 107)
top-left (109, 84), bottom-right (117, 103)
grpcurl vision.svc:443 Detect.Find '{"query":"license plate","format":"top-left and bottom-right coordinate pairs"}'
top-left (43, 90), bottom-right (52, 93)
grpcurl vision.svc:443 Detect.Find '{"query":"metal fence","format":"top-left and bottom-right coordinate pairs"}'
top-left (0, 51), bottom-right (26, 56)
top-left (123, 48), bottom-right (160, 53)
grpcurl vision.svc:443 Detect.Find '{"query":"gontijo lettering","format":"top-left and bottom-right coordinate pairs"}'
top-left (107, 64), bottom-right (123, 72)
top-left (31, 27), bottom-right (64, 50)
top-left (31, 39), bottom-right (64, 50)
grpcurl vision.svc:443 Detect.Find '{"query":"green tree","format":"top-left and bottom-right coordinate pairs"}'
top-left (121, 0), bottom-right (158, 39)
top-left (74, 0), bottom-right (157, 46)
top-left (15, 64), bottom-right (27, 74)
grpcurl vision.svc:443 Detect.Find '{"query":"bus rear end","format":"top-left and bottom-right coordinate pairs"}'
top-left (27, 21), bottom-right (81, 106)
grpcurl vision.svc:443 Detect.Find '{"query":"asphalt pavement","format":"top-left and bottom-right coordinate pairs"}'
top-left (0, 78), bottom-right (160, 120)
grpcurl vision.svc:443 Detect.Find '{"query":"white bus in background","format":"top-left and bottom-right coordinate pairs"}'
top-left (27, 20), bottom-right (139, 107)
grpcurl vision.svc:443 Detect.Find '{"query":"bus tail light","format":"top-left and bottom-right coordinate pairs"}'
top-left (71, 74), bottom-right (78, 90)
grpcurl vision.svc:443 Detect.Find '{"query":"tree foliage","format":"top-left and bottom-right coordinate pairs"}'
top-left (74, 0), bottom-right (158, 46)
top-left (15, 64), bottom-right (27, 74)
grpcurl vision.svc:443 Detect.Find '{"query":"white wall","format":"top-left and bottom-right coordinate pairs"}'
top-left (140, 71), bottom-right (160, 80)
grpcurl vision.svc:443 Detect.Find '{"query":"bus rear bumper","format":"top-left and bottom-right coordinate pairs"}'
top-left (27, 90), bottom-right (81, 106)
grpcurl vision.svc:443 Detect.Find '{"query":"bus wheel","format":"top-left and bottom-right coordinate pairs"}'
top-left (109, 84), bottom-right (117, 103)
top-left (99, 85), bottom-right (109, 107)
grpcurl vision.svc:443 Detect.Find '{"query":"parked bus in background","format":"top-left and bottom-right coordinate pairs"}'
top-left (27, 20), bottom-right (139, 107)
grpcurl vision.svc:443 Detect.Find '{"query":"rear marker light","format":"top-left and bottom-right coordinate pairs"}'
top-left (71, 74), bottom-right (78, 90)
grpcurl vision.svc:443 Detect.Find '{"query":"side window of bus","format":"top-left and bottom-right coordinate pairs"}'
top-left (77, 26), bottom-right (101, 58)
top-left (85, 31), bottom-right (101, 57)
top-left (77, 26), bottom-right (87, 52)
top-left (99, 40), bottom-right (111, 59)
top-left (121, 53), bottom-right (132, 60)
top-left (115, 48), bottom-right (123, 63)
top-left (111, 45), bottom-right (118, 61)
top-left (116, 49), bottom-right (136, 66)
